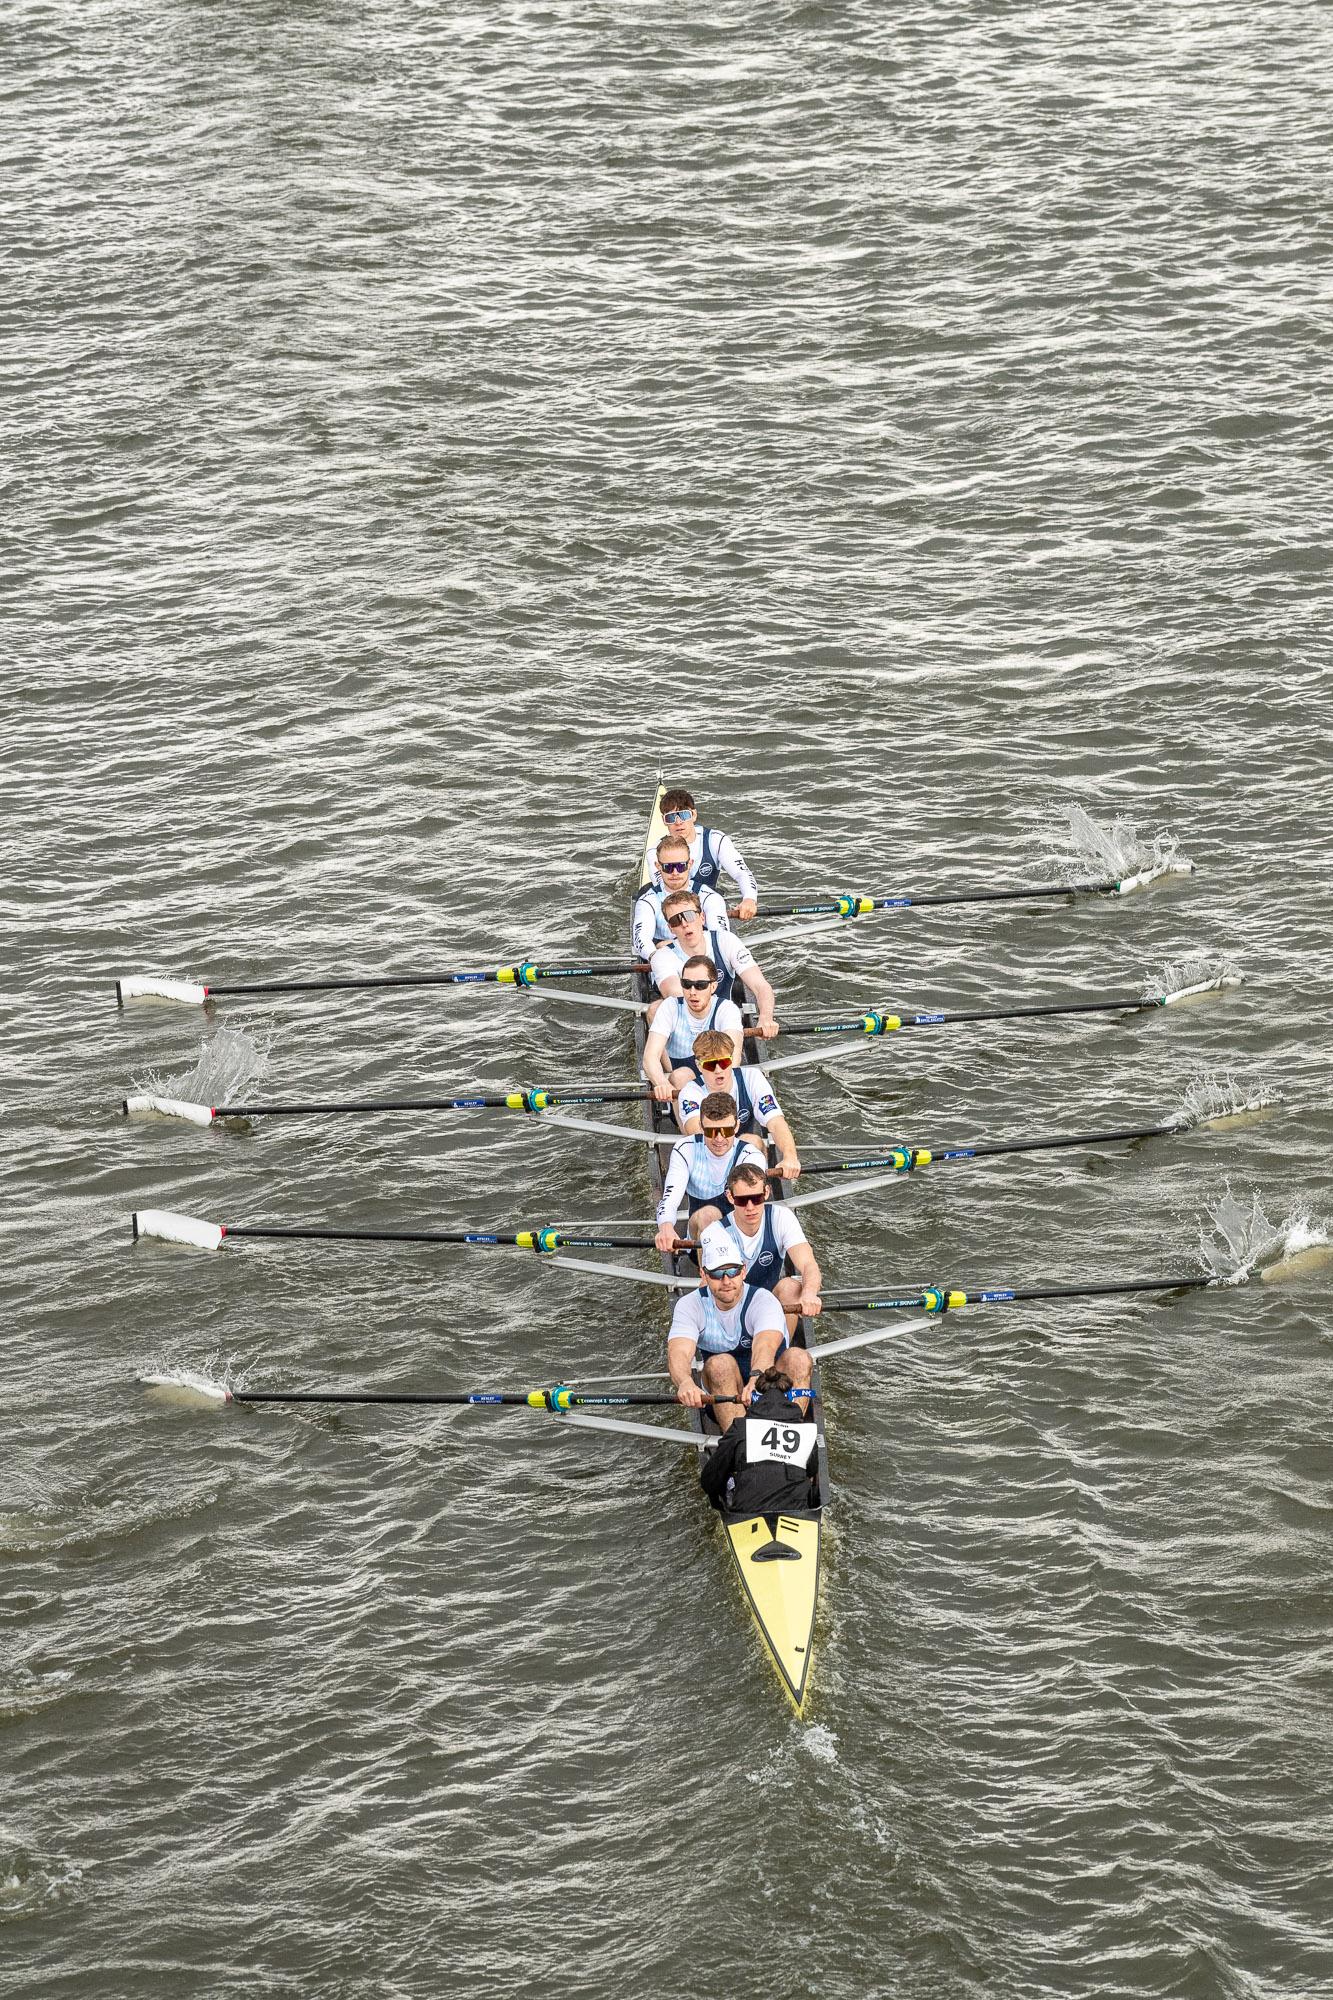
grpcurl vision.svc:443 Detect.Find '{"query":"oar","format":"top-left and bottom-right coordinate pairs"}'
top-left (821, 1275), bottom-right (1212, 1314)
top-left (729, 861), bottom-right (1194, 922)
top-left (764, 975), bottom-right (1240, 1043)
top-left (139, 1373), bottom-right (745, 1447)
top-left (776, 1117), bottom-right (1180, 1180)
top-left (123, 1084), bottom-right (656, 1124)
top-left (115, 959), bottom-right (645, 1007)
top-left (130, 1210), bottom-right (656, 1252)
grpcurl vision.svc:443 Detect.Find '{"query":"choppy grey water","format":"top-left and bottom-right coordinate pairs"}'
top-left (4, 2), bottom-right (1333, 1994)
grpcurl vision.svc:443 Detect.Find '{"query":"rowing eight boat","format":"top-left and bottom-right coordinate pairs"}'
top-left (632, 781), bottom-right (829, 1714)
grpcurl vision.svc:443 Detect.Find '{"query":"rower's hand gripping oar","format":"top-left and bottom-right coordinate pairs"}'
top-left (115, 960), bottom-right (648, 1007)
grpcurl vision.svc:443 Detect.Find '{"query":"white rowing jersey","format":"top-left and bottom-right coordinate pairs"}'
top-left (724, 1202), bottom-right (808, 1272)
top-left (649, 924), bottom-right (756, 993)
top-left (677, 1064), bottom-right (782, 1131)
top-left (632, 882), bottom-right (730, 961)
top-left (657, 1135), bottom-right (767, 1225)
top-left (668, 1282), bottom-right (787, 1358)
top-left (649, 993), bottom-right (744, 1068)
top-left (651, 827), bottom-right (758, 904)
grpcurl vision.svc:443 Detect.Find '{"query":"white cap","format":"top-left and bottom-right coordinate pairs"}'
top-left (698, 1221), bottom-right (744, 1274)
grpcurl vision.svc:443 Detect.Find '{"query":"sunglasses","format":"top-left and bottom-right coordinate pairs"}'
top-left (666, 911), bottom-right (698, 930)
top-left (681, 977), bottom-right (714, 992)
top-left (660, 860), bottom-right (689, 874)
top-left (663, 810), bottom-right (693, 824)
top-left (730, 1190), bottom-right (767, 1208)
top-left (704, 1263), bottom-right (744, 1280)
top-left (699, 1056), bottom-right (732, 1071)
top-left (702, 1123), bottom-right (736, 1139)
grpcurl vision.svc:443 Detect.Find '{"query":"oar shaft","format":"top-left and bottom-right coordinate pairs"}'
top-left (733, 881), bottom-right (1119, 919)
top-left (229, 1389), bottom-right (736, 1408)
top-left (788, 1120), bottom-right (1178, 1178)
top-left (223, 1225), bottom-right (656, 1250)
top-left (212, 1087), bottom-right (654, 1118)
top-left (777, 996), bottom-right (1151, 1039)
top-left (206, 961), bottom-right (644, 998)
top-left (823, 1276), bottom-right (1211, 1312)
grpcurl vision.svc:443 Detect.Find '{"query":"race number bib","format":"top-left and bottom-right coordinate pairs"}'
top-left (745, 1419), bottom-right (817, 1467)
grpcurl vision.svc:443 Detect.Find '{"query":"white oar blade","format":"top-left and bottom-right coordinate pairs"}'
top-left (132, 1210), bottom-right (225, 1251)
top-left (1161, 972), bottom-right (1244, 1006)
top-left (1116, 860), bottom-right (1195, 894)
top-left (552, 1410), bottom-right (713, 1449)
top-left (809, 1313), bottom-right (936, 1358)
top-left (123, 1094), bottom-right (215, 1125)
top-left (139, 1371), bottom-right (231, 1407)
top-left (117, 976), bottom-right (209, 1005)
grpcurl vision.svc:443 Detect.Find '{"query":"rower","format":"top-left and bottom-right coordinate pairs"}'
top-left (676, 1029), bottom-right (799, 1176)
top-left (699, 1365), bottom-right (820, 1515)
top-left (720, 1158), bottom-right (821, 1338)
top-left (655, 788), bottom-right (759, 920)
top-left (654, 1096), bottom-right (767, 1253)
top-left (642, 966), bottom-right (745, 1109)
top-left (632, 832), bottom-right (730, 961)
top-left (650, 890), bottom-right (778, 1039)
top-left (669, 1224), bottom-right (813, 1433)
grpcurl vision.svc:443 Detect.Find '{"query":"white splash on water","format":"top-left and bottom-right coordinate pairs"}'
top-left (1175, 1071), bottom-right (1284, 1130)
top-left (1142, 950), bottom-right (1242, 1002)
top-left (133, 1027), bottom-right (270, 1108)
top-left (1197, 1187), bottom-right (1329, 1284)
top-left (1040, 803), bottom-right (1189, 883)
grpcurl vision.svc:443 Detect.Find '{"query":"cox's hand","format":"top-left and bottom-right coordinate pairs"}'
top-left (740, 1375), bottom-right (761, 1407)
top-left (675, 1378), bottom-right (708, 1409)
top-left (735, 897), bottom-right (758, 921)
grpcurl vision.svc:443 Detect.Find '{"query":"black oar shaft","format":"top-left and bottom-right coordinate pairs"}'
top-left (734, 881), bottom-right (1119, 919)
top-left (823, 1276), bottom-right (1211, 1312)
top-left (777, 995), bottom-right (1151, 1039)
top-left (229, 1389), bottom-right (738, 1408)
top-left (223, 1225), bottom-right (655, 1250)
top-left (213, 1088), bottom-right (653, 1118)
top-left (207, 962), bottom-right (643, 998)
top-left (789, 1120), bottom-right (1178, 1178)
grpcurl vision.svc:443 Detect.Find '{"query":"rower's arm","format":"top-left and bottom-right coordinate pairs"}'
top-left (631, 899), bottom-right (658, 960)
top-left (738, 962), bottom-right (778, 1036)
top-left (764, 1111), bottom-right (800, 1177)
top-left (787, 1241), bottom-right (822, 1315)
top-left (668, 1335), bottom-right (707, 1408)
top-left (642, 1028), bottom-right (671, 1086)
top-left (717, 833), bottom-right (758, 907)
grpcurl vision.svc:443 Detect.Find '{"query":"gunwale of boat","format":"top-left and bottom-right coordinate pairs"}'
top-left (631, 781), bottom-right (827, 1713)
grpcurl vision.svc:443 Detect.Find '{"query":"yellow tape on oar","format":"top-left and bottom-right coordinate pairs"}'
top-left (526, 1387), bottom-right (575, 1409)
top-left (860, 1013), bottom-right (903, 1035)
top-left (515, 1229), bottom-right (564, 1253)
top-left (496, 964), bottom-right (542, 986)
top-left (837, 895), bottom-right (877, 917)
